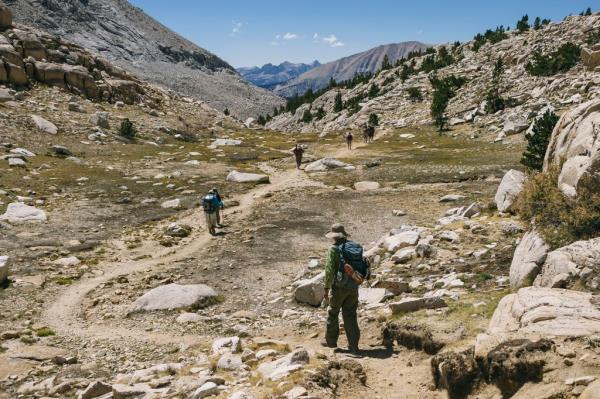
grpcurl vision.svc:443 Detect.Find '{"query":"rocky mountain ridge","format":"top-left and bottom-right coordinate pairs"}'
top-left (268, 14), bottom-right (600, 139)
top-left (237, 60), bottom-right (320, 90)
top-left (5, 0), bottom-right (284, 119)
top-left (273, 41), bottom-right (430, 97)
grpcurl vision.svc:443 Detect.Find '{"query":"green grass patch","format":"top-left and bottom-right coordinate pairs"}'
top-left (55, 277), bottom-right (74, 285)
top-left (35, 327), bottom-right (55, 337)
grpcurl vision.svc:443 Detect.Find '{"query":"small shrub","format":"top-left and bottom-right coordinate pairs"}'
top-left (119, 118), bottom-right (136, 139)
top-left (586, 29), bottom-right (600, 46)
top-left (257, 115), bottom-right (266, 125)
top-left (521, 110), bottom-right (559, 171)
top-left (55, 277), bottom-right (73, 285)
top-left (368, 84), bottom-right (380, 99)
top-left (407, 86), bottom-right (423, 102)
top-left (35, 327), bottom-right (55, 337)
top-left (223, 108), bottom-right (230, 116)
top-left (514, 167), bottom-right (600, 248)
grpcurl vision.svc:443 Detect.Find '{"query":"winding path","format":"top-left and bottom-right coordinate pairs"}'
top-left (41, 165), bottom-right (323, 345)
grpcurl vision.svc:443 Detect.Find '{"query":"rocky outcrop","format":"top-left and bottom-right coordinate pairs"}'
top-left (304, 158), bottom-right (355, 172)
top-left (581, 45), bottom-right (600, 71)
top-left (488, 287), bottom-right (600, 337)
top-left (534, 237), bottom-right (600, 289)
top-left (509, 230), bottom-right (549, 288)
top-left (543, 100), bottom-right (600, 196)
top-left (495, 170), bottom-right (527, 213)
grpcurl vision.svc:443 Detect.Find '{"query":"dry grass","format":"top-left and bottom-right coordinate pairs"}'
top-left (514, 167), bottom-right (600, 248)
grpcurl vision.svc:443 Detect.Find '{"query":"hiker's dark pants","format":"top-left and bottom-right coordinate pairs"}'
top-left (326, 285), bottom-right (360, 349)
top-left (295, 155), bottom-right (302, 168)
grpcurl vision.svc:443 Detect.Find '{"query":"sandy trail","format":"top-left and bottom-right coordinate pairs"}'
top-left (40, 163), bottom-right (323, 345)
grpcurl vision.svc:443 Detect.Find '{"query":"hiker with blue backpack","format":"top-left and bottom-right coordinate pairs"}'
top-left (201, 189), bottom-right (223, 236)
top-left (322, 223), bottom-right (369, 355)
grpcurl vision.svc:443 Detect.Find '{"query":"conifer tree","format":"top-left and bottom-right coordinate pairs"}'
top-left (333, 91), bottom-right (343, 112)
top-left (521, 109), bottom-right (559, 171)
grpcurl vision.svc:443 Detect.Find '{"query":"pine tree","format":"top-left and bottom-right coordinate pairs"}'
top-left (521, 109), bottom-right (559, 171)
top-left (533, 17), bottom-right (542, 30)
top-left (485, 57), bottom-right (506, 113)
top-left (381, 54), bottom-right (392, 70)
top-left (368, 84), bottom-right (380, 99)
top-left (333, 91), bottom-right (343, 112)
top-left (257, 115), bottom-right (266, 126)
top-left (315, 106), bottom-right (326, 120)
top-left (517, 15), bottom-right (530, 33)
top-left (223, 108), bottom-right (230, 116)
top-left (586, 7), bottom-right (593, 16)
top-left (368, 113), bottom-right (379, 126)
top-left (302, 109), bottom-right (313, 123)
top-left (272, 107), bottom-right (279, 117)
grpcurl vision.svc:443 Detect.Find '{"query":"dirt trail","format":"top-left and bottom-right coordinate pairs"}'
top-left (40, 161), bottom-right (324, 345)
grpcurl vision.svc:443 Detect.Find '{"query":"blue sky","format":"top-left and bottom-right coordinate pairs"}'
top-left (129, 0), bottom-right (594, 68)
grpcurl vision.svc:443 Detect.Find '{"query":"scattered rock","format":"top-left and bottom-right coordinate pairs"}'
top-left (164, 223), bottom-right (192, 238)
top-left (304, 158), bottom-right (355, 172)
top-left (383, 231), bottom-right (419, 252)
top-left (354, 181), bottom-right (380, 191)
top-left (509, 230), bottom-right (549, 288)
top-left (161, 198), bottom-right (181, 209)
top-left (31, 115), bottom-right (57, 134)
top-left (212, 336), bottom-right (242, 355)
top-left (78, 380), bottom-right (112, 399)
top-left (439, 194), bottom-right (466, 203)
top-left (129, 284), bottom-right (218, 313)
top-left (227, 170), bottom-right (270, 184)
top-left (294, 272), bottom-right (325, 306)
top-left (495, 170), bottom-right (527, 213)
top-left (257, 348), bottom-right (309, 381)
top-left (0, 202), bottom-right (47, 224)
top-left (389, 296), bottom-right (447, 314)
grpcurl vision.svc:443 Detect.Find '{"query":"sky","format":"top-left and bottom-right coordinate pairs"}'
top-left (129, 0), bottom-right (594, 68)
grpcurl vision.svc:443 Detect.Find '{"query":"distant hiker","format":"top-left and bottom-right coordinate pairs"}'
top-left (201, 189), bottom-right (223, 235)
top-left (362, 127), bottom-right (369, 143)
top-left (322, 223), bottom-right (370, 355)
top-left (345, 131), bottom-right (353, 150)
top-left (212, 187), bottom-right (224, 227)
top-left (367, 124), bottom-right (375, 143)
top-left (292, 144), bottom-right (305, 169)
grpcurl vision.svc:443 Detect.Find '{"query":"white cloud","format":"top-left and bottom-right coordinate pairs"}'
top-left (283, 32), bottom-right (298, 40)
top-left (322, 34), bottom-right (344, 47)
top-left (230, 20), bottom-right (243, 36)
top-left (275, 34), bottom-right (281, 39)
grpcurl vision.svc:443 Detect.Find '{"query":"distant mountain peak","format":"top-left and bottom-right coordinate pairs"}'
top-left (274, 41), bottom-right (430, 97)
top-left (238, 60), bottom-right (321, 90)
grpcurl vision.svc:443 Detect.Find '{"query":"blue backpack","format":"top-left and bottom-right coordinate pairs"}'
top-left (202, 195), bottom-right (216, 213)
top-left (335, 240), bottom-right (369, 289)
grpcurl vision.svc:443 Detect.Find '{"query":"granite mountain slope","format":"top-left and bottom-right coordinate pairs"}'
top-left (5, 0), bottom-right (284, 118)
top-left (238, 60), bottom-right (320, 90)
top-left (274, 41), bottom-right (429, 97)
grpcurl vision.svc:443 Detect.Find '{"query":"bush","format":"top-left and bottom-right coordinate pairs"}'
top-left (223, 108), bottom-right (230, 116)
top-left (119, 118), bottom-right (136, 139)
top-left (514, 167), bottom-right (600, 248)
top-left (521, 110), bottom-right (559, 171)
top-left (368, 113), bottom-right (379, 126)
top-left (407, 87), bottom-right (423, 102)
top-left (472, 26), bottom-right (508, 51)
top-left (586, 29), bottom-right (600, 46)
top-left (257, 115), bottom-right (266, 125)
top-left (525, 43), bottom-right (581, 76)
